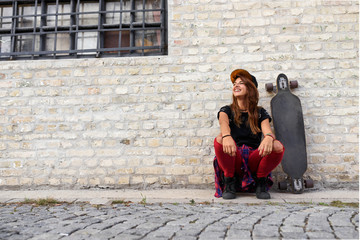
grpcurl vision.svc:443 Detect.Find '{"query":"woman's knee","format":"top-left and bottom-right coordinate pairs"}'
top-left (215, 133), bottom-right (223, 145)
top-left (273, 140), bottom-right (284, 153)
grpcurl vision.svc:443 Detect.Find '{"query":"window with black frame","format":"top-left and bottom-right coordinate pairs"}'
top-left (0, 0), bottom-right (167, 60)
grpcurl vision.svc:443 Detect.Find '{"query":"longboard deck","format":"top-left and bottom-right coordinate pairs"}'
top-left (271, 74), bottom-right (307, 179)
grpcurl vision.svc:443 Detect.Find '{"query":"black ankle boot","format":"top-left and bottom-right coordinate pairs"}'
top-left (255, 177), bottom-right (271, 199)
top-left (223, 177), bottom-right (236, 199)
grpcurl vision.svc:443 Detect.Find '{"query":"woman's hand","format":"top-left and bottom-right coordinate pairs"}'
top-left (218, 112), bottom-right (237, 157)
top-left (259, 119), bottom-right (275, 157)
top-left (222, 136), bottom-right (237, 157)
top-left (258, 136), bottom-right (273, 157)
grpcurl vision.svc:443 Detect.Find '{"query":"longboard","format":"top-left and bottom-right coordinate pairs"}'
top-left (266, 73), bottom-right (313, 193)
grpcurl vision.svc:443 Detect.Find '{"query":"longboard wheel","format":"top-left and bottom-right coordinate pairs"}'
top-left (304, 179), bottom-right (314, 188)
top-left (278, 181), bottom-right (287, 190)
top-left (265, 83), bottom-right (274, 92)
top-left (290, 80), bottom-right (298, 89)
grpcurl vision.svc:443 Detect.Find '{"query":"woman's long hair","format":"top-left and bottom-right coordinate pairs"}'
top-left (230, 75), bottom-right (261, 135)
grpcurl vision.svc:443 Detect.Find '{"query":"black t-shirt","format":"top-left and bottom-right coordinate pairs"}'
top-left (217, 105), bottom-right (272, 149)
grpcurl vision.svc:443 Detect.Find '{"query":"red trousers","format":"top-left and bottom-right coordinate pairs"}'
top-left (214, 138), bottom-right (284, 178)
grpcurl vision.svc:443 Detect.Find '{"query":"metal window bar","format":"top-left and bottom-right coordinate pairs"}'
top-left (70, 0), bottom-right (76, 56)
top-left (39, 1), bottom-right (46, 53)
top-left (9, 2), bottom-right (17, 59)
top-left (97, 0), bottom-right (104, 58)
top-left (53, 0), bottom-right (60, 58)
top-left (161, 0), bottom-right (167, 55)
top-left (129, 0), bottom-right (135, 54)
top-left (75, 0), bottom-right (80, 57)
top-left (141, 0), bottom-right (145, 56)
top-left (31, 0), bottom-right (38, 59)
top-left (0, 0), bottom-right (167, 60)
top-left (117, 0), bottom-right (123, 57)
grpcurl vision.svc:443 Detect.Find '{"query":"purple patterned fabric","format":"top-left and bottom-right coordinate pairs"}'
top-left (213, 144), bottom-right (273, 198)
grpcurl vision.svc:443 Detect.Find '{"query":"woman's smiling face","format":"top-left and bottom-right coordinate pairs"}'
top-left (232, 77), bottom-right (247, 98)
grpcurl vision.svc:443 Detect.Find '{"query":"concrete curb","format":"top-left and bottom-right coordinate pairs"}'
top-left (0, 189), bottom-right (358, 205)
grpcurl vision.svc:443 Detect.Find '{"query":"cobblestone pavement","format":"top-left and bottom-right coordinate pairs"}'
top-left (0, 201), bottom-right (358, 240)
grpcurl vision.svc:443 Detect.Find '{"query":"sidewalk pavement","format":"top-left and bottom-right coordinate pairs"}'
top-left (0, 188), bottom-right (358, 240)
top-left (0, 188), bottom-right (358, 205)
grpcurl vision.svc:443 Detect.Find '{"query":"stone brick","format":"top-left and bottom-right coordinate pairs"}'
top-left (274, 35), bottom-right (302, 43)
top-left (136, 167), bottom-right (163, 175)
top-left (33, 178), bottom-right (47, 185)
top-left (234, 2), bottom-right (261, 11)
top-left (74, 69), bottom-right (86, 77)
top-left (144, 176), bottom-right (159, 184)
top-left (148, 139), bottom-right (160, 147)
top-left (175, 138), bottom-right (188, 147)
top-left (89, 178), bottom-right (101, 185)
top-left (49, 178), bottom-right (61, 185)
top-left (131, 176), bottom-right (144, 184)
top-left (188, 176), bottom-right (203, 184)
top-left (116, 168), bottom-right (134, 174)
top-left (103, 177), bottom-right (116, 184)
top-left (345, 134), bottom-right (358, 143)
top-left (118, 176), bottom-right (130, 185)
top-left (166, 166), bottom-right (193, 175)
top-left (4, 178), bottom-right (19, 185)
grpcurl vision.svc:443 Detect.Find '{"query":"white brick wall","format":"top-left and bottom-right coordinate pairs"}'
top-left (0, 0), bottom-right (358, 189)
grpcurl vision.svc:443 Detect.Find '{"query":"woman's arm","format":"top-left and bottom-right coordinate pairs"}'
top-left (258, 118), bottom-right (275, 157)
top-left (218, 112), bottom-right (237, 157)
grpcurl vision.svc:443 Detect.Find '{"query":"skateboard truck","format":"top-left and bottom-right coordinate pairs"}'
top-left (265, 80), bottom-right (298, 92)
top-left (278, 177), bottom-right (314, 194)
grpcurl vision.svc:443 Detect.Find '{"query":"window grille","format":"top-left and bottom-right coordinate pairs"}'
top-left (0, 0), bottom-right (167, 60)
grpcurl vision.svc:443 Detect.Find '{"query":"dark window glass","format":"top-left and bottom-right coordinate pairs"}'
top-left (0, 0), bottom-right (167, 60)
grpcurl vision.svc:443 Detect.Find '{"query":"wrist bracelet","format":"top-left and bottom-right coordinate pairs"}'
top-left (265, 133), bottom-right (275, 140)
top-left (222, 134), bottom-right (231, 139)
